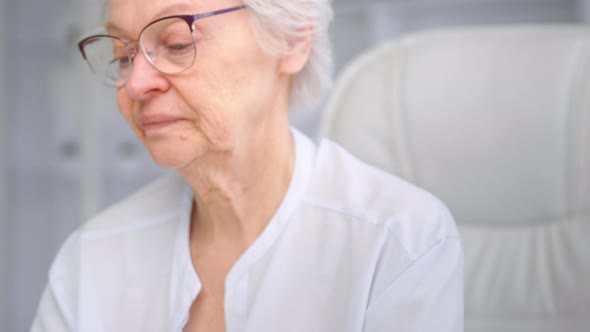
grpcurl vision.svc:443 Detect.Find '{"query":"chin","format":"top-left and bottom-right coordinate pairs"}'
top-left (145, 139), bottom-right (205, 170)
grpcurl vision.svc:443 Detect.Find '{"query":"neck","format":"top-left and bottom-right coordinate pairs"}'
top-left (179, 107), bottom-right (295, 253)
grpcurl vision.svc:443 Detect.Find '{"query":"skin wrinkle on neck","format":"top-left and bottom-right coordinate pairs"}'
top-left (183, 106), bottom-right (295, 251)
top-left (177, 39), bottom-right (295, 251)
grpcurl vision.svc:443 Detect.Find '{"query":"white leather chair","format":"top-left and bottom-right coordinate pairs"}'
top-left (321, 24), bottom-right (590, 332)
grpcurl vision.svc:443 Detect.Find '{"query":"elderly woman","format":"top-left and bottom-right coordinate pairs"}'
top-left (32, 0), bottom-right (463, 331)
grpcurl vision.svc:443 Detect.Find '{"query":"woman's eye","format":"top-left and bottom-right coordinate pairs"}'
top-left (167, 42), bottom-right (191, 51)
top-left (119, 57), bottom-right (131, 67)
top-left (109, 56), bottom-right (131, 70)
top-left (163, 40), bottom-right (193, 57)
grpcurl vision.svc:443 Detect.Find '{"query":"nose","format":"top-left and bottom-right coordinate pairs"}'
top-left (123, 45), bottom-right (170, 100)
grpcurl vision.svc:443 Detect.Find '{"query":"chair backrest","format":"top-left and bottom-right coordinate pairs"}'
top-left (321, 24), bottom-right (590, 332)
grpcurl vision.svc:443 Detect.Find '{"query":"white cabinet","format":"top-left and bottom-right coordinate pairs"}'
top-left (0, 0), bottom-right (8, 330)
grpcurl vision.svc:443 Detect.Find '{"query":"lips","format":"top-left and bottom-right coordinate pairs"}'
top-left (138, 114), bottom-right (182, 133)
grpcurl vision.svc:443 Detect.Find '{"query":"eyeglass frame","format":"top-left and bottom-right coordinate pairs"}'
top-left (78, 4), bottom-right (248, 86)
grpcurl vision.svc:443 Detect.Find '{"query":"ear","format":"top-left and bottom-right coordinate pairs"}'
top-left (278, 34), bottom-right (313, 75)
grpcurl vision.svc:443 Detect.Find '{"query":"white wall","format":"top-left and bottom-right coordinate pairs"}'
top-left (579, 0), bottom-right (590, 20)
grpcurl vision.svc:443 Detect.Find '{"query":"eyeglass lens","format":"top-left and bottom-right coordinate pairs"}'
top-left (82, 17), bottom-right (196, 87)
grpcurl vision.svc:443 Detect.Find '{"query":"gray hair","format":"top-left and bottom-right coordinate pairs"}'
top-left (102, 1), bottom-right (334, 109)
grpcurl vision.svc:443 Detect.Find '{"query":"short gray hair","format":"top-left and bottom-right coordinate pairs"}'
top-left (244, 0), bottom-right (333, 109)
top-left (102, 0), bottom-right (334, 109)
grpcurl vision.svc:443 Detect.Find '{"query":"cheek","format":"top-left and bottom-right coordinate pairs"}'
top-left (187, 49), bottom-right (277, 118)
top-left (116, 90), bottom-right (144, 139)
top-left (193, 25), bottom-right (278, 104)
top-left (179, 70), bottom-right (239, 139)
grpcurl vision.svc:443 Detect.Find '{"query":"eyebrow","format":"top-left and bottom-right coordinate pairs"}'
top-left (103, 22), bottom-right (127, 37)
top-left (104, 2), bottom-right (204, 37)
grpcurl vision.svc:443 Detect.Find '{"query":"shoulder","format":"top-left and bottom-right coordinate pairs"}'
top-left (38, 173), bottom-right (189, 329)
top-left (304, 137), bottom-right (460, 259)
top-left (82, 171), bottom-right (187, 234)
top-left (47, 171), bottom-right (187, 283)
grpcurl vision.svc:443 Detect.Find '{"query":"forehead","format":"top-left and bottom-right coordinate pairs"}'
top-left (106, 0), bottom-right (209, 34)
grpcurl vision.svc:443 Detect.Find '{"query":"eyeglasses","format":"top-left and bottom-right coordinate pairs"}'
top-left (78, 5), bottom-right (247, 87)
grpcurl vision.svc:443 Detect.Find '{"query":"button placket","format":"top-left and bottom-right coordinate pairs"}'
top-left (225, 275), bottom-right (249, 332)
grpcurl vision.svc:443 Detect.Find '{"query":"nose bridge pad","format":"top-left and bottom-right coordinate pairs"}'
top-left (191, 24), bottom-right (198, 41)
top-left (136, 40), bottom-right (157, 67)
top-left (126, 41), bottom-right (140, 60)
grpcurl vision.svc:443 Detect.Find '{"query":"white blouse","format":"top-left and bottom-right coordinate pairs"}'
top-left (31, 129), bottom-right (463, 332)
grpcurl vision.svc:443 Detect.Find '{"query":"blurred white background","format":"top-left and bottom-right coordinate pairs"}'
top-left (0, 0), bottom-right (588, 330)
